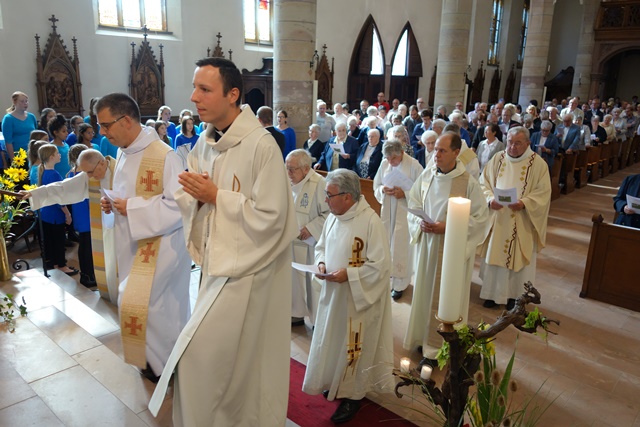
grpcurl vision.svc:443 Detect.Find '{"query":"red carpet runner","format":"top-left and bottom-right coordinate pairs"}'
top-left (287, 358), bottom-right (417, 426)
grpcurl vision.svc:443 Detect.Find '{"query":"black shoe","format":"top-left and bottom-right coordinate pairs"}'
top-left (391, 289), bottom-right (403, 300)
top-left (140, 364), bottom-right (160, 383)
top-left (322, 389), bottom-right (330, 399)
top-left (330, 399), bottom-right (361, 424)
top-left (418, 357), bottom-right (437, 369)
top-left (67, 232), bottom-right (80, 243)
top-left (291, 317), bottom-right (305, 327)
top-left (506, 298), bottom-right (516, 310)
top-left (62, 267), bottom-right (79, 276)
top-left (483, 299), bottom-right (497, 308)
top-left (80, 273), bottom-right (97, 288)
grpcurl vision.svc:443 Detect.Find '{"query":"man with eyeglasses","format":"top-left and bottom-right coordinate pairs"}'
top-left (149, 57), bottom-right (298, 427)
top-left (286, 149), bottom-right (329, 327)
top-left (303, 168), bottom-right (393, 424)
top-left (23, 93), bottom-right (191, 386)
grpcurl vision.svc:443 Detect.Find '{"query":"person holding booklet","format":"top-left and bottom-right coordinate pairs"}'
top-left (286, 149), bottom-right (330, 326)
top-left (373, 139), bottom-right (424, 300)
top-left (478, 126), bottom-right (551, 309)
top-left (403, 132), bottom-right (489, 368)
top-left (613, 173), bottom-right (640, 229)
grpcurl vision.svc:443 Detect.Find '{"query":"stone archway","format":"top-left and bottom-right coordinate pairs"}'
top-left (590, 42), bottom-right (640, 99)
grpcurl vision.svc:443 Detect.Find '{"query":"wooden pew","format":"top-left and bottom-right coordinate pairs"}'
top-left (619, 139), bottom-right (631, 170)
top-left (586, 145), bottom-right (601, 183)
top-left (610, 139), bottom-right (620, 173)
top-left (550, 153), bottom-right (563, 201)
top-left (561, 152), bottom-right (577, 194)
top-left (581, 214), bottom-right (640, 312)
top-left (574, 150), bottom-right (588, 188)
top-left (599, 143), bottom-right (610, 178)
top-left (629, 135), bottom-right (640, 165)
top-left (316, 170), bottom-right (381, 216)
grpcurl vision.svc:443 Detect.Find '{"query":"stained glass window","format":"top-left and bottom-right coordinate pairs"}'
top-left (488, 0), bottom-right (503, 66)
top-left (371, 27), bottom-right (384, 75)
top-left (244, 0), bottom-right (272, 45)
top-left (98, 0), bottom-right (167, 32)
top-left (517, 0), bottom-right (531, 69)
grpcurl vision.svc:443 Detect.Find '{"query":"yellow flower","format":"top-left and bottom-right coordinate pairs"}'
top-left (15, 169), bottom-right (28, 181)
top-left (13, 156), bottom-right (26, 167)
top-left (15, 148), bottom-right (27, 160)
top-left (4, 196), bottom-right (15, 203)
top-left (23, 184), bottom-right (37, 191)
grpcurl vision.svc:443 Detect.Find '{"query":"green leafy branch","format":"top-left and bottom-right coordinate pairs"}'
top-left (1, 293), bottom-right (28, 332)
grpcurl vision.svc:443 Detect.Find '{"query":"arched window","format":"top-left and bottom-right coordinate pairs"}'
top-left (390, 23), bottom-right (423, 105)
top-left (98, 0), bottom-right (167, 32)
top-left (488, 0), bottom-right (504, 66)
top-left (347, 15), bottom-right (386, 109)
top-left (244, 0), bottom-right (273, 45)
top-left (517, 0), bottom-right (531, 68)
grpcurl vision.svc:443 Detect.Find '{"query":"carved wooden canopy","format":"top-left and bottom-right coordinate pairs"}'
top-left (315, 44), bottom-right (334, 107)
top-left (129, 26), bottom-right (165, 117)
top-left (488, 66), bottom-right (502, 104)
top-left (207, 32), bottom-right (233, 60)
top-left (35, 15), bottom-right (84, 115)
top-left (503, 64), bottom-right (516, 103)
top-left (470, 61), bottom-right (486, 107)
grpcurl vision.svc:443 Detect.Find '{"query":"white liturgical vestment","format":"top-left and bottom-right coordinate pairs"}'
top-left (303, 196), bottom-right (394, 401)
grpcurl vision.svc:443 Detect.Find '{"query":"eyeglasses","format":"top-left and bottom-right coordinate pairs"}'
top-left (98, 115), bottom-right (126, 131)
top-left (325, 191), bottom-right (346, 199)
top-left (86, 160), bottom-right (102, 176)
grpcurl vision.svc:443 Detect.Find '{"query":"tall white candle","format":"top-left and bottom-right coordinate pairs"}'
top-left (421, 365), bottom-right (433, 380)
top-left (437, 197), bottom-right (471, 322)
top-left (400, 357), bottom-right (410, 373)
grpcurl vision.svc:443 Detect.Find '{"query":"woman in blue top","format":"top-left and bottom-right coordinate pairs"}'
top-left (157, 105), bottom-right (177, 141)
top-left (65, 115), bottom-right (84, 146)
top-left (84, 97), bottom-right (102, 147)
top-left (276, 110), bottom-right (296, 158)
top-left (155, 121), bottom-right (173, 146)
top-left (77, 123), bottom-right (100, 150)
top-left (2, 91), bottom-right (38, 161)
top-left (47, 114), bottom-right (71, 178)
top-left (67, 144), bottom-right (96, 287)
top-left (37, 144), bottom-right (78, 275)
top-left (174, 116), bottom-right (199, 149)
top-left (175, 109), bottom-right (200, 136)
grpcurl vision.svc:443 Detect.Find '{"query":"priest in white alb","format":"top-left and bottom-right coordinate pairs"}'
top-left (373, 139), bottom-right (424, 300)
top-left (404, 132), bottom-right (489, 367)
top-left (478, 126), bottom-right (551, 309)
top-left (148, 58), bottom-right (298, 427)
top-left (286, 149), bottom-right (329, 326)
top-left (24, 93), bottom-right (191, 383)
top-left (303, 169), bottom-right (393, 425)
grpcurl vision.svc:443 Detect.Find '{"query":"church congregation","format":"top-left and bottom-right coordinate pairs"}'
top-left (3, 1), bottom-right (640, 426)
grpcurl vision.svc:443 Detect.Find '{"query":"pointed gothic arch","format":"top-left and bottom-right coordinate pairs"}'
top-left (347, 15), bottom-right (385, 109)
top-left (389, 22), bottom-right (423, 105)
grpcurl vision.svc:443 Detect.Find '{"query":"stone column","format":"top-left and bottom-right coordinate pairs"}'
top-left (433, 0), bottom-right (473, 113)
top-left (572, 0), bottom-right (598, 101)
top-left (517, 0), bottom-right (555, 106)
top-left (273, 0), bottom-right (317, 149)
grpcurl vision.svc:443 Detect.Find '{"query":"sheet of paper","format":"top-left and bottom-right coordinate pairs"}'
top-left (329, 143), bottom-right (345, 154)
top-left (382, 168), bottom-right (414, 192)
top-left (405, 206), bottom-right (435, 224)
top-left (627, 195), bottom-right (640, 214)
top-left (100, 189), bottom-right (124, 203)
top-left (494, 187), bottom-right (518, 206)
top-left (291, 262), bottom-right (331, 277)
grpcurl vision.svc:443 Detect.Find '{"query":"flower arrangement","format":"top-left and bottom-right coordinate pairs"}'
top-left (0, 293), bottom-right (27, 332)
top-left (0, 149), bottom-right (33, 237)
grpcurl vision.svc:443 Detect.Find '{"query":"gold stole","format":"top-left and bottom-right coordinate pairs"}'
top-left (120, 140), bottom-right (171, 369)
top-left (426, 171), bottom-right (469, 348)
top-left (88, 156), bottom-right (116, 300)
top-left (458, 148), bottom-right (477, 167)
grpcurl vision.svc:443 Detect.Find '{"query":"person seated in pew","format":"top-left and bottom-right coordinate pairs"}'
top-left (613, 173), bottom-right (640, 229)
top-left (530, 121), bottom-right (560, 172)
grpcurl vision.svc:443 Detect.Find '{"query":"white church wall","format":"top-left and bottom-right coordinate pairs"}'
top-left (0, 0), bottom-right (272, 116)
top-left (315, 0), bottom-right (443, 105)
top-left (547, 0), bottom-right (582, 79)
